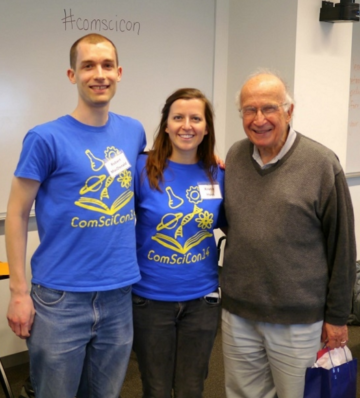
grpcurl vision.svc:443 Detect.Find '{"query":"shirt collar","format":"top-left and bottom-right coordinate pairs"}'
top-left (252, 127), bottom-right (297, 169)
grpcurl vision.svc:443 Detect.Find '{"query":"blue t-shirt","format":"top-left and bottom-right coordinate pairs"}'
top-left (133, 154), bottom-right (226, 301)
top-left (15, 112), bottom-right (146, 291)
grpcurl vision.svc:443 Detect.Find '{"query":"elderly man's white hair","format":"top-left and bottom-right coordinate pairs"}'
top-left (235, 68), bottom-right (294, 112)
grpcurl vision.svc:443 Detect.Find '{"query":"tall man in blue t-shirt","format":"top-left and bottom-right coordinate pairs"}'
top-left (5, 33), bottom-right (146, 398)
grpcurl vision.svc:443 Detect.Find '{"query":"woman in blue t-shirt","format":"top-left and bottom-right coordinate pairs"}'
top-left (133, 88), bottom-right (225, 397)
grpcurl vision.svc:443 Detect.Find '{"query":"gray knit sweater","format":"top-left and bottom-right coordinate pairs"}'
top-left (222, 133), bottom-right (356, 325)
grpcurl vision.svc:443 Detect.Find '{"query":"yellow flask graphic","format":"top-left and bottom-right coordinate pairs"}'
top-left (85, 150), bottom-right (105, 171)
top-left (166, 187), bottom-right (184, 209)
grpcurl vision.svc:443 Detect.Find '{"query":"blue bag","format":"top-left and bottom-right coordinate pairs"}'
top-left (303, 351), bottom-right (357, 398)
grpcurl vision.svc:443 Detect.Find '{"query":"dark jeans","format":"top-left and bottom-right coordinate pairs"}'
top-left (132, 294), bottom-right (220, 398)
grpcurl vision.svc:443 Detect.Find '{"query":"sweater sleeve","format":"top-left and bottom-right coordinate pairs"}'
top-left (322, 169), bottom-right (357, 325)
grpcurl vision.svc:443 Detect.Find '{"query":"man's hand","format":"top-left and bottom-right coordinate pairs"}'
top-left (321, 322), bottom-right (348, 349)
top-left (7, 293), bottom-right (35, 339)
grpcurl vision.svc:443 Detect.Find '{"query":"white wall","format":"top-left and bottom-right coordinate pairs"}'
top-left (222, 0), bottom-right (352, 165)
top-left (348, 22), bottom-right (360, 258)
top-left (349, 179), bottom-right (360, 258)
top-left (224, 0), bottom-right (298, 153)
top-left (292, 0), bottom-right (360, 255)
top-left (346, 21), bottom-right (360, 174)
top-left (213, 0), bottom-right (230, 159)
top-left (292, 0), bottom-right (353, 165)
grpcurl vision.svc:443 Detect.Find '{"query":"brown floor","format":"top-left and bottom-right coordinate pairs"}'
top-left (1, 326), bottom-right (360, 398)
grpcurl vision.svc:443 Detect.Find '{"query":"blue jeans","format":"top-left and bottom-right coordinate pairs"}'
top-left (132, 294), bottom-right (220, 398)
top-left (27, 284), bottom-right (133, 398)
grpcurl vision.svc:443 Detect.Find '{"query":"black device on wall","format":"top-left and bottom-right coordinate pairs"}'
top-left (320, 0), bottom-right (359, 22)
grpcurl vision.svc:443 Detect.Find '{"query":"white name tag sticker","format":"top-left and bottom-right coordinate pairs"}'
top-left (104, 151), bottom-right (131, 178)
top-left (198, 184), bottom-right (222, 200)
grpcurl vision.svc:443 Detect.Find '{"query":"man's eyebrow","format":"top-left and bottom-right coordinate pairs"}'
top-left (78, 58), bottom-right (116, 67)
top-left (79, 59), bottom-right (94, 65)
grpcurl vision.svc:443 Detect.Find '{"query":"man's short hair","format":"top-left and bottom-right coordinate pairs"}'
top-left (235, 68), bottom-right (294, 111)
top-left (70, 33), bottom-right (119, 70)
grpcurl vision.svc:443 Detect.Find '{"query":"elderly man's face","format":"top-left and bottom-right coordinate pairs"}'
top-left (240, 74), bottom-right (293, 159)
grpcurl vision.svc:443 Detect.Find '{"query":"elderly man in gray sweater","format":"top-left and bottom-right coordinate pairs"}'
top-left (221, 70), bottom-right (356, 398)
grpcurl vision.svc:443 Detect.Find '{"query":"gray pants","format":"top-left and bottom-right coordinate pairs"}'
top-left (222, 309), bottom-right (323, 398)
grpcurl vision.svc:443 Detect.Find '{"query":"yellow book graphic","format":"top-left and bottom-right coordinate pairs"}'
top-left (152, 230), bottom-right (212, 254)
top-left (75, 190), bottom-right (133, 215)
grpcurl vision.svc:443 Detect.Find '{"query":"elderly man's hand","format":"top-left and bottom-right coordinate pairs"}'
top-left (321, 322), bottom-right (348, 349)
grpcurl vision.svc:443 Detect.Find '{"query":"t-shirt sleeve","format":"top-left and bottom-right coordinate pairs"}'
top-left (15, 131), bottom-right (55, 183)
top-left (133, 120), bottom-right (146, 154)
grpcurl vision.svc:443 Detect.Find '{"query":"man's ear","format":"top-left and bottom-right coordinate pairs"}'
top-left (67, 68), bottom-right (76, 84)
top-left (286, 103), bottom-right (294, 123)
top-left (117, 66), bottom-right (123, 83)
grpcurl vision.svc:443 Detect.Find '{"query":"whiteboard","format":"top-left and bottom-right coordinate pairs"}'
top-left (0, 0), bottom-right (216, 213)
top-left (347, 21), bottom-right (360, 174)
